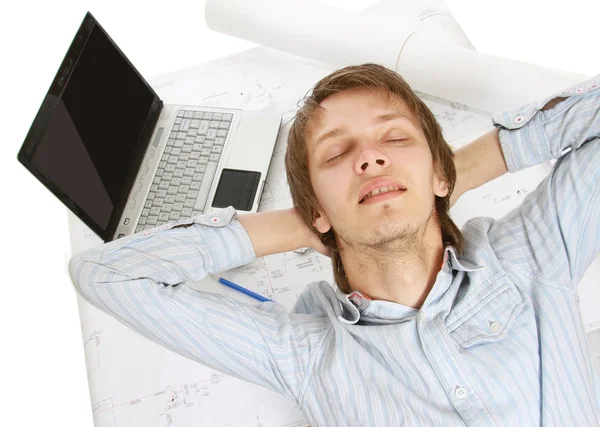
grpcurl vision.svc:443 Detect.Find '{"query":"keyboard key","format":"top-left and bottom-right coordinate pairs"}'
top-left (164, 146), bottom-right (172, 155)
top-left (188, 129), bottom-right (198, 137)
top-left (194, 161), bottom-right (218, 211)
top-left (169, 211), bottom-right (180, 221)
top-left (209, 120), bottom-right (220, 128)
top-left (190, 119), bottom-right (200, 129)
top-left (168, 156), bottom-right (178, 164)
top-left (175, 194), bottom-right (186, 203)
top-left (215, 137), bottom-right (225, 146)
top-left (222, 113), bottom-right (233, 121)
top-left (178, 185), bottom-right (190, 194)
top-left (187, 160), bottom-right (198, 169)
top-left (185, 137), bottom-right (195, 145)
top-left (217, 129), bottom-right (228, 137)
top-left (184, 111), bottom-right (194, 118)
top-left (173, 202), bottom-right (184, 212)
top-left (153, 176), bottom-right (161, 184)
top-left (199, 121), bottom-right (209, 135)
top-left (193, 111), bottom-right (203, 119)
top-left (165, 164), bottom-right (176, 173)
top-left (219, 121), bottom-right (230, 129)
top-left (159, 161), bottom-right (167, 169)
top-left (172, 125), bottom-right (180, 132)
top-left (138, 217), bottom-right (147, 225)
top-left (151, 184), bottom-right (158, 192)
top-left (198, 156), bottom-right (209, 165)
top-left (182, 207), bottom-right (193, 217)
top-left (212, 112), bottom-right (223, 120)
top-left (177, 160), bottom-right (187, 169)
top-left (159, 212), bottom-right (170, 222)
top-left (170, 131), bottom-right (178, 139)
top-left (145, 200), bottom-right (153, 208)
top-left (182, 144), bottom-right (193, 153)
top-left (174, 169), bottom-right (184, 178)
top-left (180, 119), bottom-right (191, 131)
top-left (147, 192), bottom-right (156, 201)
top-left (196, 164), bottom-right (207, 173)
top-left (210, 153), bottom-right (221, 162)
top-left (173, 139), bottom-right (184, 148)
top-left (167, 186), bottom-right (178, 195)
top-left (142, 208), bottom-right (150, 217)
top-left (175, 117), bottom-right (182, 124)
top-left (182, 176), bottom-right (193, 185)
top-left (187, 190), bottom-right (199, 199)
top-left (171, 148), bottom-right (182, 156)
top-left (190, 152), bottom-right (201, 160)
top-left (153, 198), bottom-right (164, 207)
top-left (157, 189), bottom-right (167, 198)
top-left (207, 129), bottom-right (217, 139)
top-left (190, 181), bottom-right (201, 190)
top-left (176, 132), bottom-right (187, 139)
top-left (212, 145), bottom-right (223, 154)
top-left (150, 206), bottom-right (161, 216)
top-left (171, 177), bottom-right (182, 186)
top-left (201, 148), bottom-right (212, 156)
top-left (184, 168), bottom-right (195, 177)
top-left (177, 110), bottom-right (184, 117)
top-left (195, 136), bottom-right (206, 144)
top-left (184, 199), bottom-right (195, 208)
top-left (202, 112), bottom-right (212, 120)
top-left (192, 173), bottom-right (204, 183)
top-left (180, 152), bottom-right (190, 161)
top-left (147, 216), bottom-right (158, 225)
top-left (159, 181), bottom-right (169, 190)
top-left (203, 140), bottom-right (214, 148)
top-left (164, 195), bottom-right (175, 205)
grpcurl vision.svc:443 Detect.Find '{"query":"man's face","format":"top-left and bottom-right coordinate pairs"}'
top-left (307, 87), bottom-right (448, 250)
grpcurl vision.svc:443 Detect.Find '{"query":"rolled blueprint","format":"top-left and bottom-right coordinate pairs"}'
top-left (205, 0), bottom-right (587, 113)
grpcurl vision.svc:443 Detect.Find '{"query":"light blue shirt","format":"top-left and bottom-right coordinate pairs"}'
top-left (69, 75), bottom-right (600, 426)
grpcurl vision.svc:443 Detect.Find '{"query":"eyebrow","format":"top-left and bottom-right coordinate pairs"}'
top-left (312, 112), bottom-right (410, 155)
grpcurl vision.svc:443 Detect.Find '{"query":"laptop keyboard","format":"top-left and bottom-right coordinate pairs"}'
top-left (135, 109), bottom-right (234, 233)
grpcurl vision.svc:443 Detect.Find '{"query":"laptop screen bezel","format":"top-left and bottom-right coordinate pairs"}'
top-left (16, 11), bottom-right (163, 243)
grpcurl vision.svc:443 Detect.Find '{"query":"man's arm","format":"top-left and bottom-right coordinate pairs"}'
top-left (68, 207), bottom-right (330, 404)
top-left (485, 74), bottom-right (600, 289)
top-left (451, 128), bottom-right (508, 207)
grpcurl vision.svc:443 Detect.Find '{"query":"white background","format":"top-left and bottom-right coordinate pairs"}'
top-left (1, 1), bottom-right (597, 425)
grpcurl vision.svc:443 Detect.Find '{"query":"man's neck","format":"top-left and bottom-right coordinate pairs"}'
top-left (341, 223), bottom-right (445, 309)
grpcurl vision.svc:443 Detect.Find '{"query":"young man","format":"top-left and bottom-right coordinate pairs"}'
top-left (69, 64), bottom-right (600, 426)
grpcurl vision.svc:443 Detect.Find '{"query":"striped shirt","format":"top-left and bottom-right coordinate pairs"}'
top-left (69, 75), bottom-right (600, 426)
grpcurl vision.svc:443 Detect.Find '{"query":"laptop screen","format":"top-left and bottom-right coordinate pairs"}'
top-left (20, 13), bottom-right (161, 240)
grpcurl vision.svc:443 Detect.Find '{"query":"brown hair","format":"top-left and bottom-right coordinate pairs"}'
top-left (284, 63), bottom-right (463, 293)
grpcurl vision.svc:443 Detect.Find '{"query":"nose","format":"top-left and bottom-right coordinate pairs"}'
top-left (355, 148), bottom-right (390, 174)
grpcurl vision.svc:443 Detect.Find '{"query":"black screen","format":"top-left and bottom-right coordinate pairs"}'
top-left (31, 24), bottom-right (154, 230)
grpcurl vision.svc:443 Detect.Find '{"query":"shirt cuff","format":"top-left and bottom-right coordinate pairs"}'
top-left (492, 74), bottom-right (599, 173)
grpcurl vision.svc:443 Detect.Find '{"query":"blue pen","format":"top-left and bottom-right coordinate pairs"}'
top-left (210, 275), bottom-right (273, 302)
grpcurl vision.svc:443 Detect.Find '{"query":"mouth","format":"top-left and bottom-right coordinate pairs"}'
top-left (359, 187), bottom-right (406, 204)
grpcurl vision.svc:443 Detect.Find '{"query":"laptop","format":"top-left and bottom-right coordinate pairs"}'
top-left (16, 12), bottom-right (281, 243)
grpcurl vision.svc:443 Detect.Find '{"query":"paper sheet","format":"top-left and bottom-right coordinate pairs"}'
top-left (205, 0), bottom-right (588, 113)
top-left (67, 46), bottom-right (599, 426)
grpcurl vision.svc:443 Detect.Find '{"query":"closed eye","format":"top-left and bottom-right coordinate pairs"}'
top-left (325, 139), bottom-right (407, 163)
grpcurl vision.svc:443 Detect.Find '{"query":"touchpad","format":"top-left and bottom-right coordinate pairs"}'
top-left (212, 168), bottom-right (261, 211)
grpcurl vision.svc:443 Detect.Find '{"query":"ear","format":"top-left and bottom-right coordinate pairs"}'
top-left (312, 206), bottom-right (332, 234)
top-left (432, 163), bottom-right (449, 198)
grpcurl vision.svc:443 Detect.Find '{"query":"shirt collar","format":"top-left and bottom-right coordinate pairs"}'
top-left (334, 246), bottom-right (485, 324)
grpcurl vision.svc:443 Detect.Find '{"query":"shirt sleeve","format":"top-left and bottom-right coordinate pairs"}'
top-left (488, 75), bottom-right (600, 290)
top-left (68, 206), bottom-right (331, 405)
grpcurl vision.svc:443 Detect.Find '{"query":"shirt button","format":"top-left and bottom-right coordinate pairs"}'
top-left (210, 216), bottom-right (221, 224)
top-left (455, 387), bottom-right (467, 399)
top-left (513, 115), bottom-right (525, 124)
top-left (489, 321), bottom-right (502, 333)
